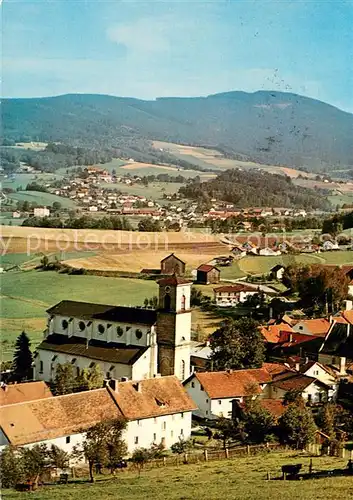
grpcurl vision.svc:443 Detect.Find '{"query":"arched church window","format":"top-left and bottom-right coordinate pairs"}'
top-left (98, 324), bottom-right (105, 334)
top-left (164, 293), bottom-right (171, 311)
top-left (62, 320), bottom-right (68, 330)
top-left (135, 329), bottom-right (143, 340)
top-left (116, 326), bottom-right (124, 337)
top-left (181, 295), bottom-right (186, 311)
top-left (79, 321), bottom-right (85, 331)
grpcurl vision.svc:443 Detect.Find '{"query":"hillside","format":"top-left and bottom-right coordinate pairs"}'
top-left (179, 169), bottom-right (330, 209)
top-left (2, 91), bottom-right (353, 172)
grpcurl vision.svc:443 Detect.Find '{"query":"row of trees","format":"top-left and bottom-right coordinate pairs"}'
top-left (322, 211), bottom-right (353, 235)
top-left (22, 215), bottom-right (133, 230)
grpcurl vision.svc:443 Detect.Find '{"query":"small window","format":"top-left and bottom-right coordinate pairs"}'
top-left (66, 436), bottom-right (71, 444)
top-left (171, 430), bottom-right (174, 438)
top-left (137, 420), bottom-right (141, 426)
top-left (206, 399), bottom-right (209, 403)
top-left (62, 320), bottom-right (68, 330)
top-left (218, 400), bottom-right (222, 405)
top-left (162, 422), bottom-right (166, 431)
top-left (154, 417), bottom-right (157, 424)
top-left (117, 326), bottom-right (124, 337)
top-left (39, 360), bottom-right (44, 374)
top-left (134, 436), bottom-right (138, 444)
top-left (98, 324), bottom-right (105, 334)
top-left (307, 394), bottom-right (312, 403)
top-left (180, 412), bottom-right (184, 419)
top-left (79, 321), bottom-right (85, 331)
top-left (180, 429), bottom-right (184, 435)
top-left (106, 372), bottom-right (111, 379)
top-left (200, 385), bottom-right (204, 391)
top-left (76, 367), bottom-right (80, 377)
top-left (206, 411), bottom-right (208, 415)
top-left (191, 382), bottom-right (195, 388)
top-left (135, 329), bottom-right (143, 340)
top-left (153, 433), bottom-right (157, 441)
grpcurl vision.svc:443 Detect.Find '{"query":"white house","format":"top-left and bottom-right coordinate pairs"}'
top-left (0, 377), bottom-right (196, 456)
top-left (183, 368), bottom-right (272, 419)
top-left (292, 319), bottom-right (330, 337)
top-left (263, 372), bottom-right (333, 403)
top-left (296, 361), bottom-right (339, 400)
top-left (33, 207), bottom-right (50, 218)
top-left (213, 285), bottom-right (259, 307)
top-left (259, 248), bottom-right (281, 256)
top-left (34, 276), bottom-right (192, 383)
top-left (270, 265), bottom-right (285, 280)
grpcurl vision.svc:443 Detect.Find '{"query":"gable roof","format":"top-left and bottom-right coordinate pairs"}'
top-left (258, 399), bottom-right (286, 418)
top-left (108, 376), bottom-right (196, 420)
top-left (270, 372), bottom-right (325, 392)
top-left (294, 319), bottom-right (330, 336)
top-left (260, 323), bottom-right (294, 343)
top-left (197, 264), bottom-right (220, 273)
top-left (271, 265), bottom-right (285, 272)
top-left (46, 300), bottom-right (157, 325)
top-left (0, 389), bottom-right (122, 446)
top-left (37, 334), bottom-right (149, 365)
top-left (0, 381), bottom-right (53, 407)
top-left (186, 368), bottom-right (272, 399)
top-left (160, 253), bottom-right (185, 265)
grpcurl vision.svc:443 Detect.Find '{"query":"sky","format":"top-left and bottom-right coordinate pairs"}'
top-left (2, 0), bottom-right (353, 112)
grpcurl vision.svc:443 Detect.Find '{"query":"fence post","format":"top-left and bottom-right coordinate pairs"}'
top-left (247, 445), bottom-right (250, 455)
top-left (266, 442), bottom-right (269, 449)
top-left (71, 467), bottom-right (76, 479)
top-left (204, 450), bottom-right (208, 462)
top-left (163, 457), bottom-right (166, 467)
top-left (225, 448), bottom-right (229, 459)
top-left (184, 453), bottom-right (188, 464)
top-left (351, 449), bottom-right (353, 460)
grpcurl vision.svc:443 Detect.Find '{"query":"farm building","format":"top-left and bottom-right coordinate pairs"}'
top-left (33, 207), bottom-right (50, 218)
top-left (34, 276), bottom-right (192, 383)
top-left (160, 253), bottom-right (186, 276)
top-left (196, 264), bottom-right (220, 284)
top-left (0, 381), bottom-right (53, 407)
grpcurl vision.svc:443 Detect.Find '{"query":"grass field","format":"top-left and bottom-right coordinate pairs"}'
top-left (1, 173), bottom-right (63, 191)
top-left (3, 452), bottom-right (352, 500)
top-left (6, 191), bottom-right (77, 208)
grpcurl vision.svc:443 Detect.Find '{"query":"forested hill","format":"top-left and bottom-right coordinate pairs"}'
top-left (2, 91), bottom-right (353, 172)
top-left (179, 169), bottom-right (330, 210)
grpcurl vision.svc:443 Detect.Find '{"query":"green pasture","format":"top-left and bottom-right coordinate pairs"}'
top-left (3, 452), bottom-right (351, 500)
top-left (6, 191), bottom-right (77, 208)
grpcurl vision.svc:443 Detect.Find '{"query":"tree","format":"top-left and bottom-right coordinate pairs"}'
top-left (208, 318), bottom-right (265, 371)
top-left (78, 419), bottom-right (127, 482)
top-left (48, 444), bottom-right (70, 470)
top-left (130, 444), bottom-right (165, 475)
top-left (240, 397), bottom-right (275, 444)
top-left (76, 364), bottom-right (104, 392)
top-left (144, 298), bottom-right (149, 307)
top-left (53, 363), bottom-right (76, 395)
top-left (0, 446), bottom-right (25, 488)
top-left (278, 399), bottom-right (317, 449)
top-left (12, 331), bottom-right (33, 381)
top-left (170, 437), bottom-right (193, 454)
top-left (20, 444), bottom-right (50, 487)
top-left (52, 201), bottom-right (62, 212)
top-left (215, 417), bottom-right (237, 449)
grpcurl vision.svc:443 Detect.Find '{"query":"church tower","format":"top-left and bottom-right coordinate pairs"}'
top-left (156, 275), bottom-right (192, 380)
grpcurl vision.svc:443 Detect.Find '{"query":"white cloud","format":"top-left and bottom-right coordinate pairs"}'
top-left (106, 17), bottom-right (170, 54)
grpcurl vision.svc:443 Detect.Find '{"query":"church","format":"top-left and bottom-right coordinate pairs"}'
top-left (34, 276), bottom-right (192, 383)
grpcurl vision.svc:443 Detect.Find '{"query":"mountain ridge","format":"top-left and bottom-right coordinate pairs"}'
top-left (2, 90), bottom-right (353, 172)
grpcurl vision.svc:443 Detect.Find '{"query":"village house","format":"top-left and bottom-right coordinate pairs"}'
top-left (183, 368), bottom-right (272, 419)
top-left (189, 341), bottom-right (212, 372)
top-left (213, 284), bottom-right (259, 307)
top-left (33, 207), bottom-right (50, 218)
top-left (292, 319), bottom-right (331, 337)
top-left (318, 320), bottom-right (353, 375)
top-left (196, 264), bottom-right (220, 285)
top-left (0, 377), bottom-right (196, 455)
top-left (34, 276), bottom-right (192, 383)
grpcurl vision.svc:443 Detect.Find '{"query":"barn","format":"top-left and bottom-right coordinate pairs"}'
top-left (196, 264), bottom-right (220, 284)
top-left (160, 253), bottom-right (186, 276)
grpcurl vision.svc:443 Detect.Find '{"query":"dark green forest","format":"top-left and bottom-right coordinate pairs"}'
top-left (179, 169), bottom-right (331, 210)
top-left (2, 91), bottom-right (353, 172)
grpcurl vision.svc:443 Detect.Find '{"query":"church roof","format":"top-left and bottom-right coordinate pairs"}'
top-left (37, 334), bottom-right (149, 365)
top-left (46, 300), bottom-right (157, 325)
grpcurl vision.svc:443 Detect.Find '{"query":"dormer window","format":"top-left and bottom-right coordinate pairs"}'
top-left (155, 398), bottom-right (167, 408)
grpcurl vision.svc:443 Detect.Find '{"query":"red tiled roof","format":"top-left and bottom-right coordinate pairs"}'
top-left (197, 264), bottom-right (219, 272)
top-left (294, 319), bottom-right (330, 336)
top-left (340, 310), bottom-right (353, 325)
top-left (270, 373), bottom-right (317, 391)
top-left (0, 381), bottom-right (53, 407)
top-left (260, 323), bottom-right (294, 343)
top-left (190, 368), bottom-right (272, 399)
top-left (109, 376), bottom-right (196, 420)
top-left (214, 284), bottom-right (256, 293)
top-left (0, 389), bottom-right (122, 446)
top-left (258, 399), bottom-right (286, 418)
